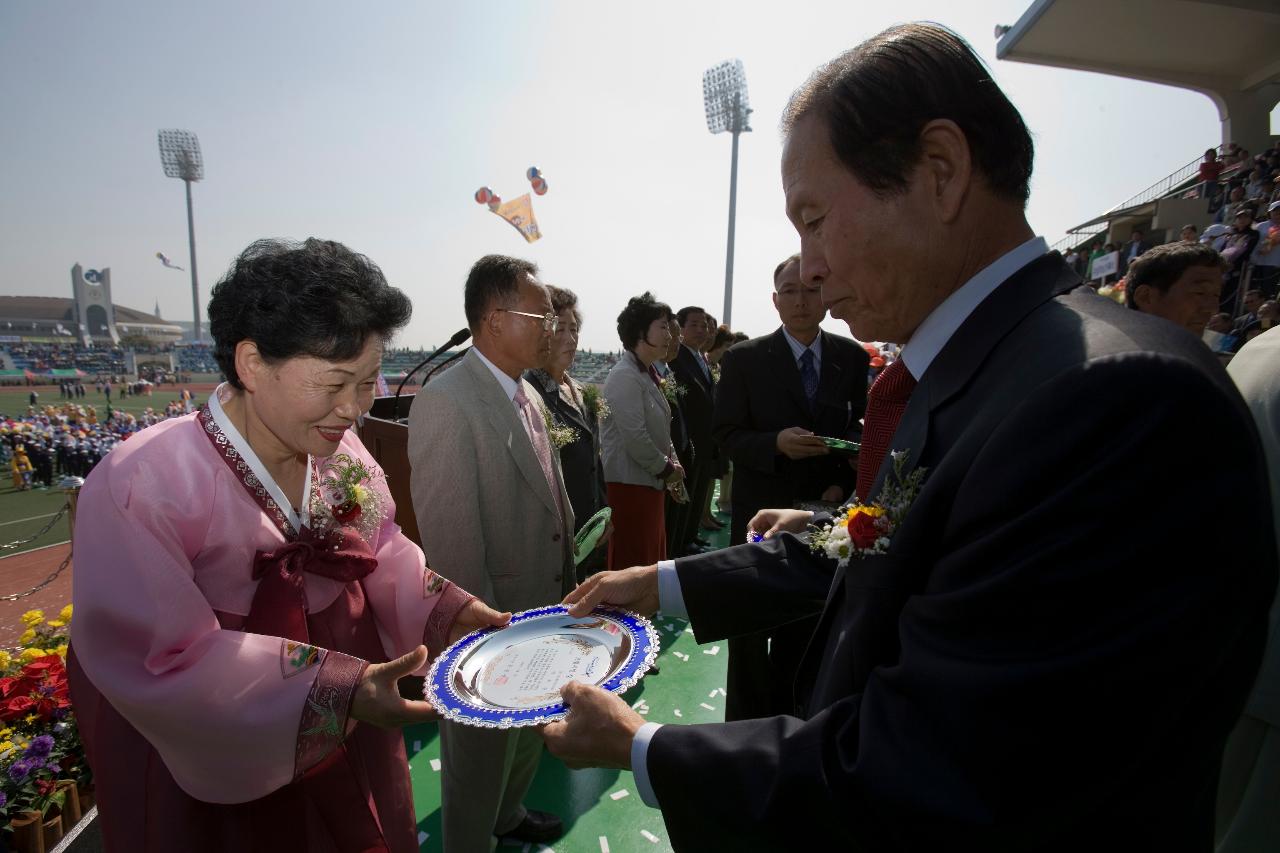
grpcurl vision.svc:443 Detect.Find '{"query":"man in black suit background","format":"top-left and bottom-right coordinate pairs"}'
top-left (542, 22), bottom-right (1277, 851)
top-left (669, 306), bottom-right (716, 556)
top-left (713, 254), bottom-right (869, 719)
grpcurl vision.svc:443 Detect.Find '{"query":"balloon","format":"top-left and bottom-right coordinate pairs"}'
top-left (870, 356), bottom-right (885, 368)
top-left (862, 343), bottom-right (878, 356)
top-left (532, 178), bottom-right (548, 195)
top-left (474, 186), bottom-right (492, 204)
top-left (487, 196), bottom-right (502, 211)
top-left (526, 167), bottom-right (541, 181)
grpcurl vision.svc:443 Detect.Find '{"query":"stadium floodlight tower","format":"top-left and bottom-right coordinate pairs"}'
top-left (157, 129), bottom-right (205, 343)
top-left (702, 59), bottom-right (752, 328)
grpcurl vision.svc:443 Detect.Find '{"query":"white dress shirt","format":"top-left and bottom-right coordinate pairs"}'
top-left (472, 346), bottom-right (521, 411)
top-left (781, 327), bottom-right (823, 373)
top-left (632, 235), bottom-right (1050, 808)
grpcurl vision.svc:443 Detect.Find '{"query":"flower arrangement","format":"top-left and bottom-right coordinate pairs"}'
top-left (541, 407), bottom-right (580, 451)
top-left (1097, 279), bottom-right (1127, 305)
top-left (709, 364), bottom-right (721, 384)
top-left (0, 605), bottom-right (92, 833)
top-left (659, 377), bottom-right (686, 407)
top-left (581, 384), bottom-right (610, 422)
top-left (310, 454), bottom-right (386, 541)
top-left (810, 452), bottom-right (925, 566)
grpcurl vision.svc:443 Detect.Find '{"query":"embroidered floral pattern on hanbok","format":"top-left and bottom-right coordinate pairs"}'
top-left (280, 640), bottom-right (325, 679)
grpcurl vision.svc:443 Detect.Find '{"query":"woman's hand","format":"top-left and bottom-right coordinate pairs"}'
top-left (448, 598), bottom-right (511, 646)
top-left (663, 461), bottom-right (685, 484)
top-left (349, 646), bottom-right (439, 729)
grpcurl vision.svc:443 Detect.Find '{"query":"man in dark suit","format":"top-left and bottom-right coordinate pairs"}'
top-left (669, 306), bottom-right (717, 555)
top-left (1120, 227), bottom-right (1154, 275)
top-left (656, 308), bottom-right (695, 556)
top-left (541, 23), bottom-right (1276, 851)
top-left (713, 254), bottom-right (869, 719)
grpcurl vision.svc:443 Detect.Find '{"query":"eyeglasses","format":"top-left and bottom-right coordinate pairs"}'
top-left (496, 309), bottom-right (559, 333)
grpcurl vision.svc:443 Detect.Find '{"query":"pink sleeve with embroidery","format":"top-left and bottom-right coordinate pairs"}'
top-left (345, 439), bottom-right (475, 671)
top-left (69, 436), bottom-right (365, 805)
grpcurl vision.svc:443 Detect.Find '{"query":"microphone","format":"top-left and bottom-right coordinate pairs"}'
top-left (394, 328), bottom-right (471, 420)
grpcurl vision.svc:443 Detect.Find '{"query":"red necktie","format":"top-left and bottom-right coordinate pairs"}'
top-left (856, 360), bottom-right (917, 503)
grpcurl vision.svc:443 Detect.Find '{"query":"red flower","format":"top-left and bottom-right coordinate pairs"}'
top-left (332, 501), bottom-right (362, 525)
top-left (2, 695), bottom-right (35, 720)
top-left (848, 511), bottom-right (882, 550)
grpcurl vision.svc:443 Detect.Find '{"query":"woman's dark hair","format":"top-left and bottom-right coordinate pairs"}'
top-left (208, 238), bottom-right (411, 389)
top-left (616, 292), bottom-right (670, 352)
top-left (547, 284), bottom-right (582, 326)
top-left (1125, 242), bottom-right (1227, 310)
top-left (711, 325), bottom-right (736, 351)
top-left (782, 22), bottom-right (1033, 205)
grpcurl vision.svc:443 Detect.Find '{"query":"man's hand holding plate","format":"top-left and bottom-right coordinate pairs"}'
top-left (539, 681), bottom-right (643, 770)
top-left (562, 564), bottom-right (660, 618)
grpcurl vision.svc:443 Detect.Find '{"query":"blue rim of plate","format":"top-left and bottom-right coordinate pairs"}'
top-left (424, 604), bottom-right (659, 729)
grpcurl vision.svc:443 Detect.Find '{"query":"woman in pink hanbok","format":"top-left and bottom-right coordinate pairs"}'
top-left (68, 238), bottom-right (508, 852)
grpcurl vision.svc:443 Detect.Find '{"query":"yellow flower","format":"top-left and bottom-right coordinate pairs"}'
top-left (845, 505), bottom-right (886, 522)
top-left (58, 605), bottom-right (72, 623)
top-left (19, 648), bottom-right (47, 662)
top-left (22, 714), bottom-right (37, 725)
top-left (46, 619), bottom-right (65, 629)
top-left (20, 610), bottom-right (43, 628)
top-left (54, 644), bottom-right (68, 659)
top-left (0, 651), bottom-right (11, 669)
top-left (0, 741), bottom-right (14, 755)
top-left (351, 484), bottom-right (369, 505)
top-left (18, 629), bottom-right (36, 646)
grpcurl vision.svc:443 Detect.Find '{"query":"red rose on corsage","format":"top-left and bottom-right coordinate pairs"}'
top-left (332, 501), bottom-right (362, 525)
top-left (848, 511), bottom-right (881, 549)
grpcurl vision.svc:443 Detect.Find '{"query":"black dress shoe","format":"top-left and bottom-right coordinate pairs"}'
top-left (497, 809), bottom-right (564, 843)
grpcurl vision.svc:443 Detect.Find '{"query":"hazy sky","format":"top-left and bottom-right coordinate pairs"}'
top-left (1, 2), bottom-right (1225, 352)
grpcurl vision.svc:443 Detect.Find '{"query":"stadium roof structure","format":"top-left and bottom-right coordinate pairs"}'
top-left (0, 296), bottom-right (172, 327)
top-left (997, 0), bottom-right (1280, 151)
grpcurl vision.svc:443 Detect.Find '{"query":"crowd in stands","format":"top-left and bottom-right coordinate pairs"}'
top-left (1060, 140), bottom-right (1280, 353)
top-left (1, 342), bottom-right (218, 384)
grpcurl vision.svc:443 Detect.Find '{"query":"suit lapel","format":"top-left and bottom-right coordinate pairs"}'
top-left (813, 330), bottom-right (845, 422)
top-left (769, 328), bottom-right (810, 416)
top-left (466, 355), bottom-right (561, 520)
top-left (869, 253), bottom-right (1079, 499)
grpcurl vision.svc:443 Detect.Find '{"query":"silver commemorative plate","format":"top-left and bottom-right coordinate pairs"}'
top-left (425, 605), bottom-right (659, 728)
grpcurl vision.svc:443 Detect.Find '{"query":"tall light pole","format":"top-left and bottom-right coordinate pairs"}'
top-left (702, 59), bottom-right (751, 328)
top-left (158, 129), bottom-right (204, 343)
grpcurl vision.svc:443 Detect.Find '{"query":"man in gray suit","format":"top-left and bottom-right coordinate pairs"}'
top-left (409, 254), bottom-right (575, 851)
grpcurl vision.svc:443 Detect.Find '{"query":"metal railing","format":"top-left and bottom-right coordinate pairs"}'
top-left (0, 488), bottom-right (77, 601)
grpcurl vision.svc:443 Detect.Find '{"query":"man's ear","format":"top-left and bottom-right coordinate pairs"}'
top-left (917, 119), bottom-right (972, 226)
top-left (1131, 284), bottom-right (1155, 313)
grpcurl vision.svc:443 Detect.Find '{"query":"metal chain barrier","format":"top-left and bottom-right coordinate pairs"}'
top-left (0, 493), bottom-right (76, 601)
top-left (0, 502), bottom-right (69, 553)
top-left (0, 549), bottom-right (72, 602)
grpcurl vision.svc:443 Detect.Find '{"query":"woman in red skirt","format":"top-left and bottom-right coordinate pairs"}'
top-left (600, 293), bottom-right (686, 568)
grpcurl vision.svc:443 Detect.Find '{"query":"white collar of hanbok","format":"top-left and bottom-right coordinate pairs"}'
top-left (208, 383), bottom-right (312, 532)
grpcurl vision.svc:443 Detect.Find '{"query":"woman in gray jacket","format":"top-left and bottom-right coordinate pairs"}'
top-left (601, 292), bottom-right (686, 569)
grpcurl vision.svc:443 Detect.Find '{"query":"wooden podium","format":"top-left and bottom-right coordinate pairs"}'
top-left (358, 395), bottom-right (422, 547)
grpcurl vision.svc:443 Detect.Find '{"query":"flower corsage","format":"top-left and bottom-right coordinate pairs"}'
top-left (542, 407), bottom-right (580, 451)
top-left (810, 451), bottom-right (925, 566)
top-left (659, 377), bottom-right (687, 407)
top-left (309, 453), bottom-right (387, 541)
top-left (582, 384), bottom-right (610, 421)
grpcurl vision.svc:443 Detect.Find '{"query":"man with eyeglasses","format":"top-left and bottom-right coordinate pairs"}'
top-left (409, 254), bottom-right (574, 851)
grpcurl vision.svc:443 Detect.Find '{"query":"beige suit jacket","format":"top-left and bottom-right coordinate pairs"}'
top-left (408, 349), bottom-right (575, 613)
